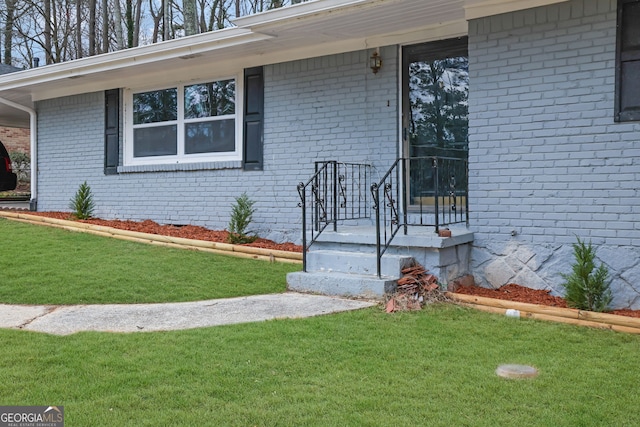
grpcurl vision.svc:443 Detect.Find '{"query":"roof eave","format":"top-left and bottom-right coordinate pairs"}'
top-left (464, 0), bottom-right (570, 20)
top-left (233, 0), bottom-right (387, 28)
top-left (0, 28), bottom-right (270, 93)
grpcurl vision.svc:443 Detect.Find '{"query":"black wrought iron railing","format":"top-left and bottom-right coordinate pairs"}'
top-left (296, 157), bottom-right (468, 276)
top-left (297, 161), bottom-right (372, 271)
top-left (371, 156), bottom-right (469, 277)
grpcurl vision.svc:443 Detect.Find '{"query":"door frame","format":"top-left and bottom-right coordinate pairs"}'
top-left (400, 37), bottom-right (469, 210)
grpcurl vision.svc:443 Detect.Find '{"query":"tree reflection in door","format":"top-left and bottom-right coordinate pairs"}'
top-left (409, 57), bottom-right (468, 152)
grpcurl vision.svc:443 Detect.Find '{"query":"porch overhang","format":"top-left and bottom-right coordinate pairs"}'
top-left (464, 0), bottom-right (569, 20)
top-left (0, 0), bottom-right (568, 128)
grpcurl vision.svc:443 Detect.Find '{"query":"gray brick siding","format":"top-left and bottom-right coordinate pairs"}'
top-left (469, 0), bottom-right (640, 308)
top-left (35, 47), bottom-right (398, 243)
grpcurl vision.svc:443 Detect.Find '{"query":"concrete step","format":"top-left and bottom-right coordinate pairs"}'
top-left (306, 250), bottom-right (413, 278)
top-left (294, 226), bottom-right (474, 298)
top-left (287, 271), bottom-right (396, 299)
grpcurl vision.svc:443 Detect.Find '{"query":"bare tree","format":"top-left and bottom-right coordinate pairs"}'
top-left (198, 0), bottom-right (231, 32)
top-left (88, 0), bottom-right (96, 56)
top-left (4, 0), bottom-right (309, 68)
top-left (213, 0), bottom-right (229, 30)
top-left (163, 0), bottom-right (170, 40)
top-left (183, 0), bottom-right (196, 35)
top-left (75, 0), bottom-right (83, 58)
top-left (133, 0), bottom-right (142, 46)
top-left (113, 0), bottom-right (125, 49)
top-left (43, 0), bottom-right (52, 63)
top-left (100, 0), bottom-right (108, 52)
top-left (149, 0), bottom-right (162, 43)
top-left (125, 0), bottom-right (133, 47)
top-left (3, 0), bottom-right (17, 64)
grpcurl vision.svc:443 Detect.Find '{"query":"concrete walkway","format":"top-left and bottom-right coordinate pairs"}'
top-left (0, 293), bottom-right (376, 335)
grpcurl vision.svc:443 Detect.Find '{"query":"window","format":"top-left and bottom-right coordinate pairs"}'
top-left (615, 0), bottom-right (640, 122)
top-left (125, 78), bottom-right (240, 165)
top-left (132, 87), bottom-right (178, 157)
top-left (184, 81), bottom-right (236, 154)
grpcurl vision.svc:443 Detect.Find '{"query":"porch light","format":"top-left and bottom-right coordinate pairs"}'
top-left (370, 51), bottom-right (382, 74)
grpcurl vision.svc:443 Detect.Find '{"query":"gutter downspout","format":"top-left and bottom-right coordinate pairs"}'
top-left (0, 97), bottom-right (37, 210)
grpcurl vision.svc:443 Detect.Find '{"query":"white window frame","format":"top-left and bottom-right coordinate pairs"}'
top-left (123, 74), bottom-right (243, 166)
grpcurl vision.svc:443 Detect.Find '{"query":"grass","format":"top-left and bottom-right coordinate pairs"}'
top-left (0, 218), bottom-right (299, 304)
top-left (0, 306), bottom-right (639, 426)
top-left (2, 218), bottom-right (639, 425)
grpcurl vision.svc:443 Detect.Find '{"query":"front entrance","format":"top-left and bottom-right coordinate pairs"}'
top-left (402, 38), bottom-right (469, 208)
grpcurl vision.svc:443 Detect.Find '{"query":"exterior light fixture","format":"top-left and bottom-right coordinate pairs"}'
top-left (370, 51), bottom-right (382, 74)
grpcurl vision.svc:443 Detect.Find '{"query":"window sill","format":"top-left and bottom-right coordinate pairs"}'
top-left (117, 160), bottom-right (242, 174)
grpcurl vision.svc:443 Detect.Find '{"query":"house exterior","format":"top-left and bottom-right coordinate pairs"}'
top-left (0, 65), bottom-right (29, 155)
top-left (0, 0), bottom-right (638, 307)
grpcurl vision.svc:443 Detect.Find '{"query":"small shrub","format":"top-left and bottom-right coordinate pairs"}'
top-left (69, 181), bottom-right (95, 220)
top-left (9, 151), bottom-right (30, 183)
top-left (227, 193), bottom-right (257, 244)
top-left (561, 237), bottom-right (612, 312)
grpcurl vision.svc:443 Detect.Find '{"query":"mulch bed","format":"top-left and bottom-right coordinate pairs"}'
top-left (454, 283), bottom-right (640, 318)
top-left (4, 211), bottom-right (303, 253)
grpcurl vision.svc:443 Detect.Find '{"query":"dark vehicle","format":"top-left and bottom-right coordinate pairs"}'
top-left (0, 141), bottom-right (17, 191)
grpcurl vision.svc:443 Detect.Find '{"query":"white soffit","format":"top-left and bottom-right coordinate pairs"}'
top-left (233, 0), bottom-right (381, 27)
top-left (229, 0), bottom-right (467, 66)
top-left (464, 0), bottom-right (570, 20)
top-left (0, 0), bottom-right (573, 122)
top-left (239, 0), bottom-right (465, 41)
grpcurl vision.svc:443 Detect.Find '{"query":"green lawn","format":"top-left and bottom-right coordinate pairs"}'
top-left (2, 218), bottom-right (639, 425)
top-left (0, 306), bottom-right (639, 426)
top-left (0, 218), bottom-right (299, 304)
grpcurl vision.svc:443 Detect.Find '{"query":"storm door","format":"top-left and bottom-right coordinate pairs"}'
top-left (402, 38), bottom-right (469, 211)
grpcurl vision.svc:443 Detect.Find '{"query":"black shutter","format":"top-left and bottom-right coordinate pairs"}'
top-left (104, 89), bottom-right (120, 175)
top-left (615, 0), bottom-right (640, 122)
top-left (243, 67), bottom-right (264, 171)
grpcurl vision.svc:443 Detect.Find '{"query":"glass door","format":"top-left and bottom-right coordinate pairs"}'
top-left (402, 38), bottom-right (469, 209)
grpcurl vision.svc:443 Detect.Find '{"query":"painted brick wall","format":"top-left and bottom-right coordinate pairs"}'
top-left (35, 47), bottom-right (398, 243)
top-left (0, 126), bottom-right (29, 153)
top-left (468, 0), bottom-right (640, 308)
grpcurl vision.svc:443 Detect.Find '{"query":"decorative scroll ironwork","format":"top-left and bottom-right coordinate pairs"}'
top-left (371, 156), bottom-right (469, 277)
top-left (311, 183), bottom-right (327, 221)
top-left (297, 161), bottom-right (372, 271)
top-left (384, 183), bottom-right (399, 226)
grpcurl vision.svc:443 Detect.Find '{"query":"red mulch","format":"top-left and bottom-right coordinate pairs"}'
top-left (609, 309), bottom-right (640, 318)
top-left (454, 283), bottom-right (640, 318)
top-left (455, 283), bottom-right (568, 307)
top-left (12, 211), bottom-right (303, 253)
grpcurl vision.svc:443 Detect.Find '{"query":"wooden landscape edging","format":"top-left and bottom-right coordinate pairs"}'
top-left (0, 211), bottom-right (302, 264)
top-left (448, 292), bottom-right (640, 335)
